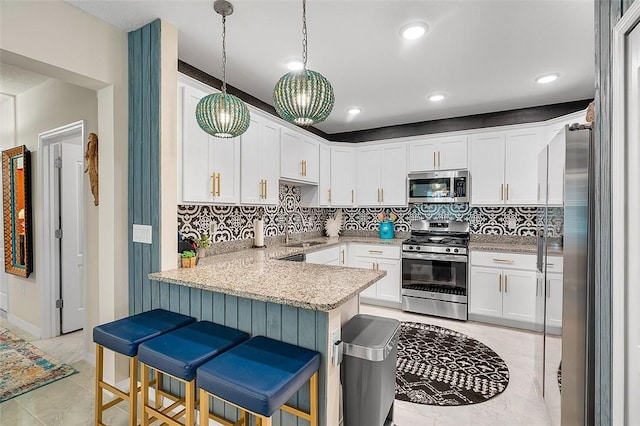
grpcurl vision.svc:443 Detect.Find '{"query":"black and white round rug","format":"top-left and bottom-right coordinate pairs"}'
top-left (395, 322), bottom-right (510, 406)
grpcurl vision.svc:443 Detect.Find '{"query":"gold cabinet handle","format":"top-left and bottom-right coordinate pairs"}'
top-left (492, 258), bottom-right (515, 264)
top-left (351, 189), bottom-right (354, 204)
top-left (504, 275), bottom-right (508, 293)
top-left (259, 180), bottom-right (263, 199)
top-left (264, 179), bottom-right (267, 199)
top-left (216, 173), bottom-right (221, 196)
top-left (377, 188), bottom-right (380, 203)
top-left (328, 188), bottom-right (331, 203)
top-left (211, 173), bottom-right (216, 195)
top-left (300, 160), bottom-right (304, 176)
top-left (372, 263), bottom-right (376, 270)
top-left (368, 250), bottom-right (383, 254)
top-left (438, 151), bottom-right (441, 168)
top-left (341, 249), bottom-right (345, 264)
top-left (499, 274), bottom-right (502, 292)
top-left (500, 184), bottom-right (504, 201)
top-left (433, 152), bottom-right (437, 168)
top-left (506, 184), bottom-right (509, 200)
top-left (381, 187), bottom-right (384, 203)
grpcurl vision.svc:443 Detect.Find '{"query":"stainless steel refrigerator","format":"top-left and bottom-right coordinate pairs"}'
top-left (535, 124), bottom-right (595, 426)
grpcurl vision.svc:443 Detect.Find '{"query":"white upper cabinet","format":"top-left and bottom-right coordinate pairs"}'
top-left (504, 129), bottom-right (540, 205)
top-left (330, 147), bottom-right (356, 206)
top-left (355, 146), bottom-right (380, 205)
top-left (318, 144), bottom-right (331, 206)
top-left (180, 84), bottom-right (240, 205)
top-left (240, 112), bottom-right (280, 205)
top-left (356, 143), bottom-right (407, 207)
top-left (280, 128), bottom-right (319, 184)
top-left (408, 136), bottom-right (467, 172)
top-left (470, 128), bottom-right (540, 205)
top-left (470, 132), bottom-right (506, 205)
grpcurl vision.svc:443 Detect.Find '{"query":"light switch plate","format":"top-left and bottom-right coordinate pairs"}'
top-left (132, 224), bottom-right (152, 244)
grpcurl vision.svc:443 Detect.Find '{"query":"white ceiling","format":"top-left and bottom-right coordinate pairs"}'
top-left (66, 0), bottom-right (595, 134)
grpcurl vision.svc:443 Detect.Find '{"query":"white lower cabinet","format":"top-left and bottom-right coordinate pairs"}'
top-left (546, 273), bottom-right (563, 329)
top-left (305, 246), bottom-right (341, 266)
top-left (469, 251), bottom-right (537, 327)
top-left (545, 256), bottom-right (563, 330)
top-left (348, 244), bottom-right (401, 305)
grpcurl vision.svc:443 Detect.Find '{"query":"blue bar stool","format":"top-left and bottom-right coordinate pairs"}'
top-left (138, 321), bottom-right (250, 426)
top-left (197, 336), bottom-right (321, 426)
top-left (93, 309), bottom-right (196, 426)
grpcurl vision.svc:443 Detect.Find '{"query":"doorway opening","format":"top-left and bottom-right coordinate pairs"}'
top-left (39, 121), bottom-right (86, 337)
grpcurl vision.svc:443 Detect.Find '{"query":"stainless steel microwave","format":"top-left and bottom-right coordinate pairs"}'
top-left (407, 170), bottom-right (470, 204)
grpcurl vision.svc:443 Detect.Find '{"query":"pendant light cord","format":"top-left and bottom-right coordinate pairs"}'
top-left (221, 14), bottom-right (227, 94)
top-left (302, 0), bottom-right (307, 69)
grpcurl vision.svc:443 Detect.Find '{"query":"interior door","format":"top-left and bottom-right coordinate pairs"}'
top-left (59, 141), bottom-right (84, 334)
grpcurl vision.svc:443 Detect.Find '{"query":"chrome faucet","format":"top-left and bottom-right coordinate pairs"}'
top-left (284, 211), bottom-right (307, 244)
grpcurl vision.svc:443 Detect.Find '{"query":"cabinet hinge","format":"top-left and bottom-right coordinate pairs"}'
top-left (54, 229), bottom-right (63, 239)
top-left (54, 157), bottom-right (62, 168)
top-left (55, 299), bottom-right (63, 309)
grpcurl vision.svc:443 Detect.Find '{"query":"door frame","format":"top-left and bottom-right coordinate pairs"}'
top-left (611, 3), bottom-right (640, 424)
top-left (38, 120), bottom-right (86, 338)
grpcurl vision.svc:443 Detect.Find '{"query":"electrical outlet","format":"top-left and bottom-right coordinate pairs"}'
top-left (210, 222), bottom-right (217, 236)
top-left (331, 328), bottom-right (341, 345)
top-left (330, 327), bottom-right (343, 366)
top-left (508, 218), bottom-right (517, 230)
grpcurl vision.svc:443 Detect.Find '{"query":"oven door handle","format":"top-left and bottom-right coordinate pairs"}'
top-left (402, 252), bottom-right (468, 263)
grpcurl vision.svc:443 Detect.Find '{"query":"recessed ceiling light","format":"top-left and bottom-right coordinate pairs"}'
top-left (286, 60), bottom-right (304, 71)
top-left (536, 73), bottom-right (559, 84)
top-left (400, 22), bottom-right (428, 40)
top-left (428, 94), bottom-right (447, 102)
top-left (347, 107), bottom-right (362, 115)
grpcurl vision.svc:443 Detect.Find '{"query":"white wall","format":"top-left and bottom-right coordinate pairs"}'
top-left (10, 78), bottom-right (98, 330)
top-left (1, 0), bottom-right (128, 377)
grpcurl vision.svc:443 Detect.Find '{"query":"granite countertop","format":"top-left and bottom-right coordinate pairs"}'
top-left (469, 238), bottom-right (563, 256)
top-left (149, 236), bottom-right (403, 312)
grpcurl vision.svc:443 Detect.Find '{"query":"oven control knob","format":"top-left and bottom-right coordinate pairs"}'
top-left (446, 248), bottom-right (451, 252)
top-left (409, 246), bottom-right (414, 250)
top-left (416, 246), bottom-right (421, 250)
top-left (454, 248), bottom-right (459, 253)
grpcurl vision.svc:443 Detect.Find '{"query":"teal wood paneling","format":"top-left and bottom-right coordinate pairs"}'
top-left (146, 282), bottom-right (329, 426)
top-left (128, 19), bottom-right (161, 316)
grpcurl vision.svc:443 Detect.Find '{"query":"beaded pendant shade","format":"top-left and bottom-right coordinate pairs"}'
top-left (196, 0), bottom-right (250, 138)
top-left (273, 0), bottom-right (334, 126)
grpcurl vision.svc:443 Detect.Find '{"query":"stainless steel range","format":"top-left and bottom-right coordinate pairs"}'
top-left (401, 220), bottom-right (469, 320)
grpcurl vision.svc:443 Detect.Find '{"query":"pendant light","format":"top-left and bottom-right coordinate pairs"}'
top-left (196, 0), bottom-right (250, 138)
top-left (273, 0), bottom-right (334, 126)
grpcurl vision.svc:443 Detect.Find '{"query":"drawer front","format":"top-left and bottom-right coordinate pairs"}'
top-left (470, 250), bottom-right (536, 271)
top-left (349, 244), bottom-right (400, 260)
top-left (305, 246), bottom-right (340, 265)
top-left (545, 256), bottom-right (563, 274)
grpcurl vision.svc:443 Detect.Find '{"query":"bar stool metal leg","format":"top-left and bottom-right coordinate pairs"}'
top-left (95, 345), bottom-right (104, 426)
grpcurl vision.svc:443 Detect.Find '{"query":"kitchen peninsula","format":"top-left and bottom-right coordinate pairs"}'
top-left (148, 238), bottom-right (390, 426)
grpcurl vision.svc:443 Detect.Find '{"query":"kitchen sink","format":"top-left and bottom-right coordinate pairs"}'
top-left (284, 241), bottom-right (325, 248)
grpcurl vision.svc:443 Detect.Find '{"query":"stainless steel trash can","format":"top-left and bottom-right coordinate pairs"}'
top-left (341, 314), bottom-right (400, 426)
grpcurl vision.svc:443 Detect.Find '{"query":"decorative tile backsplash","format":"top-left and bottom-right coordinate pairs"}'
top-left (178, 185), bottom-right (563, 242)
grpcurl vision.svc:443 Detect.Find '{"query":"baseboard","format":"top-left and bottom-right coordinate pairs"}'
top-left (468, 313), bottom-right (537, 332)
top-left (8, 313), bottom-right (41, 338)
top-left (360, 298), bottom-right (402, 310)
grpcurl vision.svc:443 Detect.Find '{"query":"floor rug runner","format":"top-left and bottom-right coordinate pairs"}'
top-left (396, 322), bottom-right (510, 406)
top-left (0, 326), bottom-right (77, 402)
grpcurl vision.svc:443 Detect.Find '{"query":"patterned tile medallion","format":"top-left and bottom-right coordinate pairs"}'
top-left (178, 185), bottom-right (563, 242)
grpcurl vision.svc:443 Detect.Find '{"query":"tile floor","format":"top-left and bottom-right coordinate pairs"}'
top-left (0, 307), bottom-right (552, 426)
